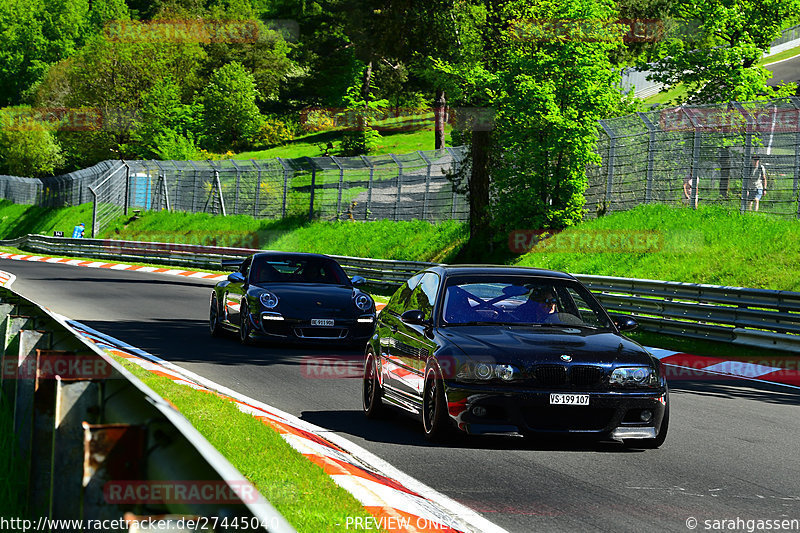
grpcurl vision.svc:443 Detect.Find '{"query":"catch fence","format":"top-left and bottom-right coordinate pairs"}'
top-left (587, 97), bottom-right (800, 219)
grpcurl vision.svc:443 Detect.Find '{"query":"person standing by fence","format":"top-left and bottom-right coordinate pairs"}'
top-left (746, 155), bottom-right (768, 212)
top-left (72, 222), bottom-right (85, 238)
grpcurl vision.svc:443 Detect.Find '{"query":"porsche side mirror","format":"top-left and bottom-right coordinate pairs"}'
top-left (352, 275), bottom-right (366, 287)
top-left (228, 272), bottom-right (245, 284)
top-left (613, 315), bottom-right (638, 332)
top-left (401, 309), bottom-right (429, 326)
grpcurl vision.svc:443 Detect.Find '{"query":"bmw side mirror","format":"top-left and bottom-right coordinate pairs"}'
top-left (613, 315), bottom-right (638, 332)
top-left (352, 275), bottom-right (366, 287)
top-left (228, 272), bottom-right (245, 283)
top-left (401, 309), bottom-right (428, 326)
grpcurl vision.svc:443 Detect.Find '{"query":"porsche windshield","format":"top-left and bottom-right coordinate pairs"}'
top-left (249, 256), bottom-right (350, 285)
top-left (440, 276), bottom-right (613, 329)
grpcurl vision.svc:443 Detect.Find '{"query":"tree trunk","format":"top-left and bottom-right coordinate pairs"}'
top-left (469, 129), bottom-right (490, 239)
top-left (359, 61), bottom-right (373, 131)
top-left (434, 88), bottom-right (446, 150)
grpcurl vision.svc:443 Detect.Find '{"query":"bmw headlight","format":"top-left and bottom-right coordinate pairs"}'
top-left (455, 362), bottom-right (520, 382)
top-left (353, 292), bottom-right (373, 311)
top-left (259, 291), bottom-right (279, 309)
top-left (609, 366), bottom-right (658, 387)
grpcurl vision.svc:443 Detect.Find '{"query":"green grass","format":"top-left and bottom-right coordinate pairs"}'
top-left (102, 210), bottom-right (467, 263)
top-left (761, 43), bottom-right (800, 65)
top-left (515, 204), bottom-right (800, 291)
top-left (112, 356), bottom-right (382, 533)
top-left (0, 399), bottom-right (25, 518)
top-left (236, 116), bottom-right (449, 161)
top-left (0, 200), bottom-right (94, 239)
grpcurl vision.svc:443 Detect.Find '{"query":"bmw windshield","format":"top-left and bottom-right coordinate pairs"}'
top-left (440, 276), bottom-right (614, 330)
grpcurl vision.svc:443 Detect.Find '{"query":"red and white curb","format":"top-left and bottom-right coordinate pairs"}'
top-left (648, 347), bottom-right (800, 389)
top-left (0, 269), bottom-right (16, 287)
top-left (68, 321), bottom-right (507, 533)
top-left (0, 252), bottom-right (227, 281)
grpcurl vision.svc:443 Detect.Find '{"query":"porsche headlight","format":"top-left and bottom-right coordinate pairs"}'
top-left (259, 291), bottom-right (279, 309)
top-left (609, 366), bottom-right (658, 387)
top-left (353, 292), bottom-right (373, 311)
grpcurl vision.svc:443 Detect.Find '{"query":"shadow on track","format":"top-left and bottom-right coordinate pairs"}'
top-left (300, 409), bottom-right (639, 453)
top-left (668, 378), bottom-right (800, 406)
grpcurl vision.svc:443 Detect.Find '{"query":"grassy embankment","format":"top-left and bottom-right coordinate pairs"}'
top-left (112, 357), bottom-right (383, 533)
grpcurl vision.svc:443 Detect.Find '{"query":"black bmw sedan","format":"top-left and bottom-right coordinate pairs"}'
top-left (363, 265), bottom-right (669, 447)
top-left (210, 252), bottom-right (376, 346)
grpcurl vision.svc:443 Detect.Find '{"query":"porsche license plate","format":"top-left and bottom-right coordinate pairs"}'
top-left (550, 393), bottom-right (589, 406)
top-left (311, 318), bottom-right (334, 326)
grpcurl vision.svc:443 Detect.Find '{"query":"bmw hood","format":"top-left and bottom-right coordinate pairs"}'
top-left (440, 326), bottom-right (653, 367)
top-left (252, 283), bottom-right (366, 316)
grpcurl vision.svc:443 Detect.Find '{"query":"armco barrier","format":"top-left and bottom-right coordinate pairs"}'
top-left (3, 234), bottom-right (800, 352)
top-left (0, 284), bottom-right (295, 531)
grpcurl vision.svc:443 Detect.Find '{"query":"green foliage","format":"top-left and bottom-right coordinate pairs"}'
top-left (132, 78), bottom-right (204, 159)
top-left (339, 128), bottom-right (381, 156)
top-left (202, 61), bottom-right (263, 150)
top-left (0, 111), bottom-right (64, 177)
top-left (253, 116), bottom-right (296, 148)
top-left (647, 0), bottom-right (800, 103)
top-left (489, 0), bottom-right (634, 231)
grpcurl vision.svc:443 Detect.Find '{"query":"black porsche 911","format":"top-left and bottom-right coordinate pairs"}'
top-left (363, 265), bottom-right (669, 447)
top-left (210, 252), bottom-right (376, 345)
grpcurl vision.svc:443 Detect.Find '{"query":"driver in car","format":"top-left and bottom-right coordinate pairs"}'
top-left (513, 286), bottom-right (559, 323)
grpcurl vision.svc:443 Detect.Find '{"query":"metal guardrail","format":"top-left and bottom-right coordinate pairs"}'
top-left (3, 234), bottom-right (799, 352)
top-left (0, 284), bottom-right (295, 531)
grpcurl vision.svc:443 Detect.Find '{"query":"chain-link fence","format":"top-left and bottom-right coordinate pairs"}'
top-left (9, 148), bottom-right (469, 236)
top-left (586, 97), bottom-right (800, 218)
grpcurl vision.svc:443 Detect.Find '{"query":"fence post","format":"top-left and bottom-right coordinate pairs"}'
top-left (360, 155), bottom-right (373, 221)
top-left (445, 146), bottom-right (459, 219)
top-left (250, 159), bottom-right (262, 217)
top-left (230, 159), bottom-right (242, 215)
top-left (276, 158), bottom-right (290, 219)
top-left (790, 97), bottom-right (800, 218)
top-left (390, 154), bottom-right (403, 222)
top-left (417, 151), bottom-right (432, 221)
top-left (308, 157), bottom-right (316, 221)
top-left (682, 108), bottom-right (702, 209)
top-left (599, 120), bottom-right (616, 210)
top-left (637, 112), bottom-right (656, 204)
top-left (214, 170), bottom-right (227, 216)
top-left (171, 161), bottom-right (182, 212)
top-left (188, 161), bottom-right (201, 214)
top-left (122, 161), bottom-right (130, 216)
top-left (332, 156), bottom-right (344, 219)
top-left (89, 186), bottom-right (98, 238)
top-left (735, 103), bottom-right (754, 214)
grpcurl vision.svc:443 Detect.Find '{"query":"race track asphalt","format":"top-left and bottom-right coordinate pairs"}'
top-left (3, 258), bottom-right (799, 533)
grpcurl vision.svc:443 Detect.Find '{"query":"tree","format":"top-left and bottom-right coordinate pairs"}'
top-left (202, 61), bottom-right (262, 149)
top-left (0, 110), bottom-right (64, 177)
top-left (132, 78), bottom-right (204, 159)
top-left (489, 0), bottom-right (634, 230)
top-left (647, 0), bottom-right (800, 103)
